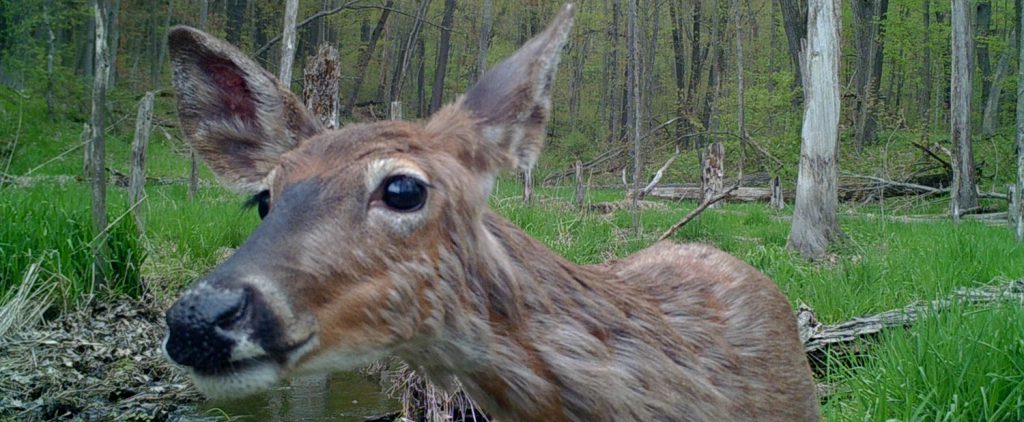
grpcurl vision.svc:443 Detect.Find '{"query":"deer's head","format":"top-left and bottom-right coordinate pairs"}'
top-left (163, 5), bottom-right (574, 398)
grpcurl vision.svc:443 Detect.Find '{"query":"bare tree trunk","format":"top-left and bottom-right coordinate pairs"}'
top-left (702, 142), bottom-right (725, 208)
top-left (107, 0), bottom-right (120, 86)
top-left (89, 0), bottom-right (110, 283)
top-left (981, 33), bottom-right (1015, 137)
top-left (523, 168), bottom-right (533, 204)
top-left (628, 0), bottom-right (641, 234)
top-left (303, 45), bottom-right (341, 129)
top-left (390, 101), bottom-right (402, 120)
top-left (430, 0), bottom-right (457, 115)
top-left (1015, 3), bottom-right (1024, 242)
top-left (343, 0), bottom-right (393, 116)
top-left (226, 0), bottom-right (246, 45)
top-left (574, 160), bottom-right (586, 210)
top-left (606, 0), bottom-right (622, 144)
top-left (415, 38), bottom-right (426, 117)
top-left (788, 0), bottom-right (843, 260)
top-left (199, 0), bottom-right (209, 30)
top-left (777, 0), bottom-right (807, 90)
top-left (668, 0), bottom-right (689, 145)
top-left (733, 0), bottom-right (746, 181)
top-left (152, 0), bottom-right (172, 90)
top-left (852, 0), bottom-right (887, 150)
top-left (920, 0), bottom-right (933, 131)
top-left (976, 1), bottom-right (993, 104)
top-left (390, 0), bottom-right (431, 105)
top-left (472, 0), bottom-right (493, 84)
top-left (951, 0), bottom-right (979, 219)
top-left (770, 176), bottom-right (785, 209)
top-left (279, 0), bottom-right (299, 87)
top-left (129, 92), bottom-right (154, 233)
top-left (44, 0), bottom-right (56, 119)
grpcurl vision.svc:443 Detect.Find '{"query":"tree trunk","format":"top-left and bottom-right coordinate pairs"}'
top-left (129, 92), bottom-right (154, 232)
top-left (567, 34), bottom-right (591, 132)
top-left (152, 0), bottom-right (172, 90)
top-left (390, 0), bottom-right (431, 105)
top-left (303, 45), bottom-right (341, 129)
top-left (343, 0), bottom-right (393, 116)
top-left (702, 142), bottom-right (725, 208)
top-left (279, 0), bottom-right (299, 88)
top-left (44, 0), bottom-right (56, 119)
top-left (107, 0), bottom-right (120, 86)
top-left (920, 0), bottom-right (933, 131)
top-left (628, 0), bottom-right (641, 234)
top-left (1015, 4), bottom-right (1023, 242)
top-left (574, 160), bottom-right (586, 210)
top-left (976, 1), bottom-right (993, 104)
top-left (851, 0), bottom-right (887, 150)
top-left (472, 0), bottom-right (493, 84)
top-left (771, 176), bottom-right (785, 209)
top-left (701, 0), bottom-right (724, 149)
top-left (416, 38), bottom-right (426, 117)
top-left (951, 0), bottom-right (980, 218)
top-left (733, 0), bottom-right (746, 181)
top-left (788, 0), bottom-right (843, 260)
top-left (199, 0), bottom-right (209, 30)
top-left (777, 0), bottom-right (807, 91)
top-left (226, 0), bottom-right (246, 45)
top-left (390, 100), bottom-right (402, 120)
top-left (980, 33), bottom-right (1015, 137)
top-left (668, 0), bottom-right (689, 145)
top-left (430, 0), bottom-right (456, 115)
top-left (523, 168), bottom-right (533, 204)
top-left (606, 0), bottom-right (622, 144)
top-left (89, 0), bottom-right (110, 283)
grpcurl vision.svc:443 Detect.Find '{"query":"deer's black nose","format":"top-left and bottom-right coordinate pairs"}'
top-left (164, 286), bottom-right (248, 373)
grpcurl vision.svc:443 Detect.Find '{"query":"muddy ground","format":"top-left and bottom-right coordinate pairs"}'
top-left (0, 295), bottom-right (201, 421)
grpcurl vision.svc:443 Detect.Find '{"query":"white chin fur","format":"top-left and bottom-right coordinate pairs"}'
top-left (190, 361), bottom-right (282, 399)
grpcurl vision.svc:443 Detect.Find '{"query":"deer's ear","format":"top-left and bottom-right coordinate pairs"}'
top-left (448, 4), bottom-right (574, 173)
top-left (168, 26), bottom-right (323, 192)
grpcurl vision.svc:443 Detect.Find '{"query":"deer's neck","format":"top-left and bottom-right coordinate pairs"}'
top-left (400, 211), bottom-right (655, 420)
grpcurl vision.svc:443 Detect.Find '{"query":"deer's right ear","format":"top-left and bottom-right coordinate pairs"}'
top-left (168, 26), bottom-right (323, 192)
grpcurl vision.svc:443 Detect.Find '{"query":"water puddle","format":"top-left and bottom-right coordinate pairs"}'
top-left (197, 372), bottom-right (399, 421)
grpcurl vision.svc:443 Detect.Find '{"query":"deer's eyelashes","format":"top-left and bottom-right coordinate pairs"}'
top-left (244, 190), bottom-right (272, 220)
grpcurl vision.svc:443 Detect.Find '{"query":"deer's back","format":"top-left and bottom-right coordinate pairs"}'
top-left (592, 242), bottom-right (819, 421)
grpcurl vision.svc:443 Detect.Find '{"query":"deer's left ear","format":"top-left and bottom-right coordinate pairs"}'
top-left (433, 4), bottom-right (574, 174)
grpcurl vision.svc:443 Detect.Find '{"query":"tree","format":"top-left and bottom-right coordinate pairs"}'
top-left (279, 0), bottom-right (299, 87)
top-left (788, 0), bottom-right (843, 260)
top-left (89, 0), bottom-right (110, 282)
top-left (472, 0), bottom-right (493, 83)
top-left (628, 0), bottom-right (641, 234)
top-left (777, 0), bottom-right (807, 90)
top-left (343, 0), bottom-right (393, 116)
top-left (851, 0), bottom-right (888, 150)
top-left (429, 0), bottom-right (456, 115)
top-left (950, 0), bottom-right (979, 218)
top-left (1015, 0), bottom-right (1024, 242)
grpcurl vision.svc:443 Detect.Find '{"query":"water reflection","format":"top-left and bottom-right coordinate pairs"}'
top-left (199, 371), bottom-right (399, 421)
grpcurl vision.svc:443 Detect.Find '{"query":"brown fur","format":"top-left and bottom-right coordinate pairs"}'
top-left (166, 4), bottom-right (819, 421)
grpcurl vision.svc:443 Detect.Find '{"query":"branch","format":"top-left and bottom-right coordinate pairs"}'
top-left (635, 147), bottom-right (680, 199)
top-left (658, 184), bottom-right (740, 241)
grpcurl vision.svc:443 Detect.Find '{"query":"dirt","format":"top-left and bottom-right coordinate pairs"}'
top-left (0, 295), bottom-right (201, 421)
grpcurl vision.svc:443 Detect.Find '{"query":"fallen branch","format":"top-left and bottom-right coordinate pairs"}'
top-left (801, 279), bottom-right (1024, 365)
top-left (632, 147), bottom-right (680, 200)
top-left (658, 184), bottom-right (739, 241)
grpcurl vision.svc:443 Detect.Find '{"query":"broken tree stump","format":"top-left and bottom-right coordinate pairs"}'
top-left (701, 142), bottom-right (725, 208)
top-left (770, 176), bottom-right (784, 209)
top-left (303, 44), bottom-right (341, 129)
top-left (574, 160), bottom-right (585, 209)
top-left (128, 91), bottom-right (155, 233)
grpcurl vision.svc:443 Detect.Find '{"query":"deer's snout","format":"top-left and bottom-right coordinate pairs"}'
top-left (164, 284), bottom-right (275, 373)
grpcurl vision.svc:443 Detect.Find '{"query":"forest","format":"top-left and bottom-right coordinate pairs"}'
top-left (1, 0), bottom-right (1023, 420)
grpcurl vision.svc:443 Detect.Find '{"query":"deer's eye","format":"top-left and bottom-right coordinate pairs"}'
top-left (382, 175), bottom-right (427, 212)
top-left (249, 190), bottom-right (270, 219)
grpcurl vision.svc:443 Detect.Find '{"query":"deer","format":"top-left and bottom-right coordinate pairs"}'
top-left (162, 4), bottom-right (819, 421)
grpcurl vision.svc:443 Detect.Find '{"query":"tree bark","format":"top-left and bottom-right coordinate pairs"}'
top-left (951, 0), bottom-right (980, 218)
top-left (777, 0), bottom-right (807, 90)
top-left (976, 1), bottom-right (993, 104)
top-left (89, 0), bottom-right (110, 283)
top-left (851, 0), bottom-right (888, 150)
top-left (472, 0), bottom-right (493, 84)
top-left (980, 33), bottom-right (1015, 137)
top-left (668, 0), bottom-right (689, 145)
top-left (1016, 2), bottom-right (1024, 242)
top-left (628, 0), bottom-right (641, 234)
top-left (343, 0), bottom-right (393, 116)
top-left (390, 0), bottom-right (431, 105)
top-left (279, 0), bottom-right (300, 87)
top-left (771, 176), bottom-right (785, 209)
top-left (733, 0), bottom-right (746, 181)
top-left (129, 92), bottom-right (154, 232)
top-left (920, 0), bottom-right (933, 131)
top-left (430, 0), bottom-right (456, 115)
top-left (303, 45), bottom-right (341, 129)
top-left (43, 0), bottom-right (56, 119)
top-left (788, 0), bottom-right (843, 260)
top-left (107, 0), bottom-right (120, 86)
top-left (702, 142), bottom-right (725, 208)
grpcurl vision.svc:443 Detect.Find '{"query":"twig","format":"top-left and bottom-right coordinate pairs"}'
top-left (658, 184), bottom-right (740, 241)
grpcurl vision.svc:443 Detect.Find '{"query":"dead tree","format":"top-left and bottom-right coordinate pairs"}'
top-left (278, 0), bottom-right (299, 86)
top-left (303, 45), bottom-right (341, 129)
top-left (574, 160), bottom-right (586, 209)
top-left (702, 142), bottom-right (725, 208)
top-left (771, 176), bottom-right (785, 209)
top-left (390, 101), bottom-right (402, 120)
top-left (89, 0), bottom-right (110, 283)
top-left (1016, 7), bottom-right (1024, 242)
top-left (472, 0), bottom-right (494, 83)
top-left (343, 0), bottom-right (393, 116)
top-left (429, 0), bottom-right (456, 114)
top-left (981, 32), bottom-right (1016, 138)
top-left (951, 0), bottom-right (980, 218)
top-left (129, 92), bottom-right (155, 233)
top-left (788, 0), bottom-right (843, 260)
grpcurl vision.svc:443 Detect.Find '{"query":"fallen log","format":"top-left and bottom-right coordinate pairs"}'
top-left (641, 184), bottom-right (775, 202)
top-left (801, 279), bottom-right (1024, 370)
